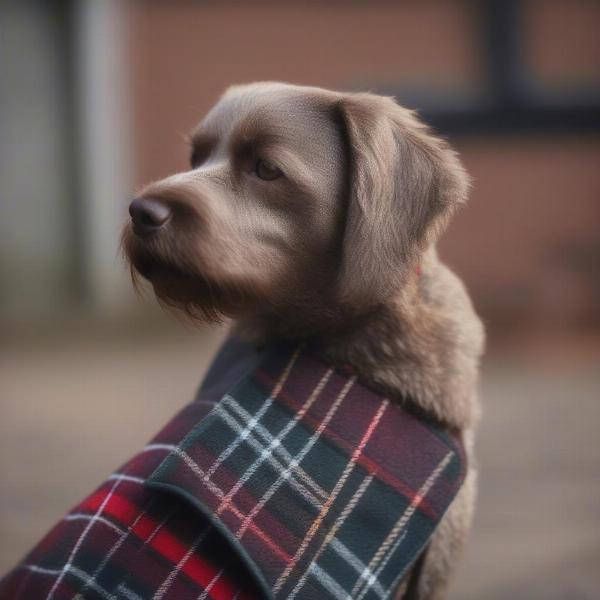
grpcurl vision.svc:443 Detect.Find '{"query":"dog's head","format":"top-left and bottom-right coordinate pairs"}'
top-left (122, 82), bottom-right (469, 324)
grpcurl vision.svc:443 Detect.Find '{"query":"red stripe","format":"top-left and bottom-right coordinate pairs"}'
top-left (82, 481), bottom-right (292, 564)
top-left (254, 368), bottom-right (439, 518)
top-left (79, 489), bottom-right (240, 599)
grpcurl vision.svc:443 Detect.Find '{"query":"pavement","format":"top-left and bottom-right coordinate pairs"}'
top-left (1, 320), bottom-right (599, 599)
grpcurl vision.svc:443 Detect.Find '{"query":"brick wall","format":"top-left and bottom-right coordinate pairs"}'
top-left (124, 1), bottom-right (600, 334)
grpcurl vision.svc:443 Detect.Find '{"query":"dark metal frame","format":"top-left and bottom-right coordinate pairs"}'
top-left (416, 0), bottom-right (600, 136)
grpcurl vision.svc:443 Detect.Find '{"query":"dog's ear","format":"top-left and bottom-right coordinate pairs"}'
top-left (334, 93), bottom-right (470, 307)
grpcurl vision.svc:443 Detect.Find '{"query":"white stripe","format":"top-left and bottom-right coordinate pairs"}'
top-left (144, 443), bottom-right (177, 453)
top-left (147, 404), bottom-right (326, 510)
top-left (215, 368), bottom-right (333, 515)
top-left (194, 399), bottom-right (222, 407)
top-left (24, 564), bottom-right (117, 600)
top-left (107, 474), bottom-right (144, 485)
top-left (72, 502), bottom-right (172, 600)
top-left (221, 384), bottom-right (330, 500)
top-left (361, 532), bottom-right (408, 600)
top-left (275, 396), bottom-right (387, 594)
top-left (218, 396), bottom-right (327, 504)
top-left (329, 539), bottom-right (386, 599)
top-left (47, 474), bottom-right (126, 599)
top-left (238, 376), bottom-right (356, 542)
top-left (351, 451), bottom-right (454, 599)
top-left (148, 426), bottom-right (382, 599)
top-left (64, 513), bottom-right (124, 536)
top-left (163, 446), bottom-right (228, 502)
top-left (70, 564), bottom-right (118, 600)
top-left (144, 508), bottom-right (175, 545)
top-left (214, 402), bottom-right (323, 508)
top-left (196, 567), bottom-right (224, 600)
top-left (287, 475), bottom-right (381, 600)
top-left (203, 350), bottom-right (299, 481)
top-left (383, 563), bottom-right (411, 600)
top-left (117, 584), bottom-right (144, 600)
top-left (23, 564), bottom-right (61, 576)
top-left (307, 563), bottom-right (349, 599)
top-left (75, 510), bottom-right (174, 600)
top-left (77, 501), bottom-right (158, 599)
top-left (153, 527), bottom-right (210, 600)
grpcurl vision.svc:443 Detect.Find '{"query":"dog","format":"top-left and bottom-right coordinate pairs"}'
top-left (122, 82), bottom-right (485, 599)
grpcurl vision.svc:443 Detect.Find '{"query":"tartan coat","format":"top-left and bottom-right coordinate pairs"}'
top-left (0, 337), bottom-right (466, 600)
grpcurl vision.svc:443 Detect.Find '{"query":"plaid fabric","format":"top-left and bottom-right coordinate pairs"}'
top-left (0, 338), bottom-right (466, 600)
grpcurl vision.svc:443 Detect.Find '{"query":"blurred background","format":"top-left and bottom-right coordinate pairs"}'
top-left (1, 1), bottom-right (599, 598)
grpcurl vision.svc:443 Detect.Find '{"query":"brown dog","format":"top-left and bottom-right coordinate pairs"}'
top-left (123, 82), bottom-right (484, 599)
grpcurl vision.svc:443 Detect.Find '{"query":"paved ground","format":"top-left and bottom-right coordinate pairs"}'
top-left (1, 320), bottom-right (599, 598)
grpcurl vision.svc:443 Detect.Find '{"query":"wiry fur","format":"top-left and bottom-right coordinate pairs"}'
top-left (122, 82), bottom-right (485, 599)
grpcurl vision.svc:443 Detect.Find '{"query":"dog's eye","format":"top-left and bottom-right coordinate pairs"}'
top-left (255, 159), bottom-right (282, 181)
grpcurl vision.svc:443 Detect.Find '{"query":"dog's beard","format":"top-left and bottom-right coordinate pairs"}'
top-left (122, 229), bottom-right (260, 323)
top-left (146, 265), bottom-right (257, 323)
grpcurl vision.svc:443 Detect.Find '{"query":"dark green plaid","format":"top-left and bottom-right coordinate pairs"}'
top-left (0, 338), bottom-right (465, 600)
top-left (148, 341), bottom-right (466, 599)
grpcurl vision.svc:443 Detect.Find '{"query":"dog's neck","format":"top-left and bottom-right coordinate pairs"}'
top-left (236, 251), bottom-right (484, 431)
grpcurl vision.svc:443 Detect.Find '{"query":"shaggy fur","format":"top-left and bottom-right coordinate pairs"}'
top-left (122, 82), bottom-right (485, 599)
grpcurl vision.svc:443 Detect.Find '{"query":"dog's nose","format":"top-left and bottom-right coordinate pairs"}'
top-left (129, 197), bottom-right (171, 235)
